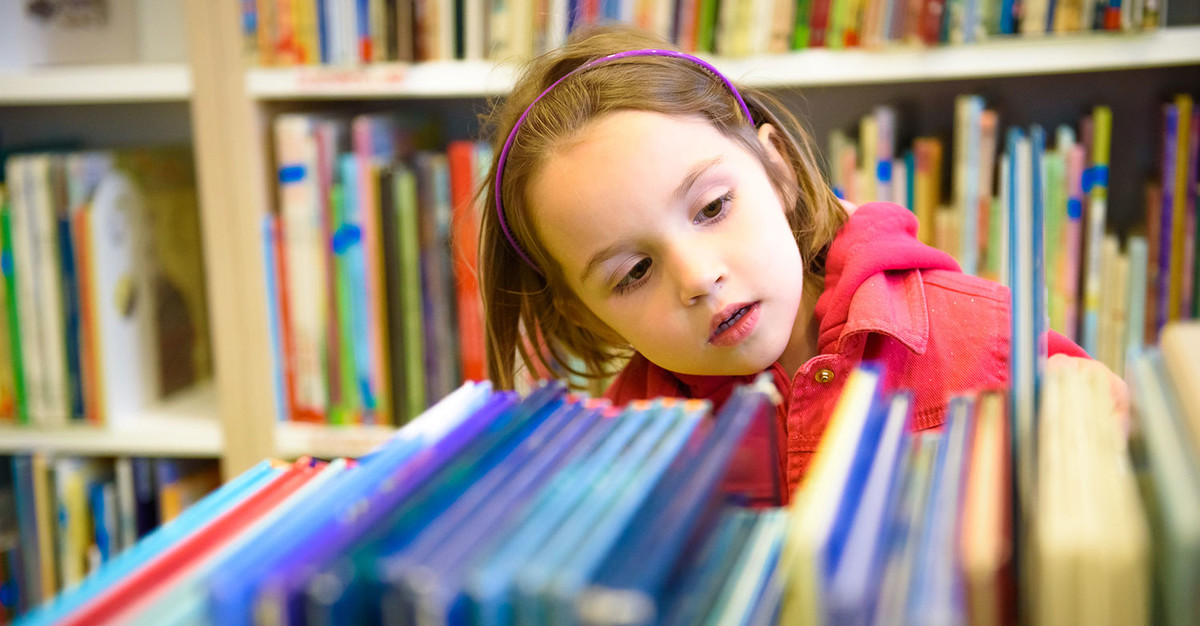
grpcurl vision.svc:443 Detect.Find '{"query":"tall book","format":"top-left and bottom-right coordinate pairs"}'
top-left (447, 140), bottom-right (487, 383)
top-left (274, 115), bottom-right (330, 422)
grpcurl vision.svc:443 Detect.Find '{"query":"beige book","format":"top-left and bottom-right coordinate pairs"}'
top-left (1161, 321), bottom-right (1200, 457)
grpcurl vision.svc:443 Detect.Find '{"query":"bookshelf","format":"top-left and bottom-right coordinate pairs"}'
top-left (183, 3), bottom-right (1200, 479)
top-left (0, 11), bottom-right (223, 468)
top-left (241, 25), bottom-right (1200, 99)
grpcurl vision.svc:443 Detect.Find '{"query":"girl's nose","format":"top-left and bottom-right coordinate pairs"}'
top-left (670, 245), bottom-right (724, 305)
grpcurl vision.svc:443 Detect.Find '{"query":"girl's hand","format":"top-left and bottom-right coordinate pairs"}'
top-left (1046, 353), bottom-right (1131, 434)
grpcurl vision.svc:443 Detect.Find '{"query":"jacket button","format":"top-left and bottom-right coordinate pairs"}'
top-left (815, 369), bottom-right (835, 383)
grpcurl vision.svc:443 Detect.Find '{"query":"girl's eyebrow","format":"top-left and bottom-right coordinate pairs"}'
top-left (581, 242), bottom-right (625, 284)
top-left (672, 156), bottom-right (722, 204)
top-left (580, 156), bottom-right (723, 285)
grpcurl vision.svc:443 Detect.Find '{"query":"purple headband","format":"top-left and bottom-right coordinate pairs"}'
top-left (494, 48), bottom-right (754, 273)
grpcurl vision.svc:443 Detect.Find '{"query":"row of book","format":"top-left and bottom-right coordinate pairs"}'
top-left (244, 0), bottom-right (1162, 67)
top-left (10, 319), bottom-right (1198, 625)
top-left (266, 113), bottom-right (488, 426)
top-left (0, 455), bottom-right (222, 622)
top-left (829, 92), bottom-right (1200, 376)
top-left (0, 150), bottom-right (212, 427)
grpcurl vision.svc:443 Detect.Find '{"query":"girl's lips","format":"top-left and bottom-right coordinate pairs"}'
top-left (709, 302), bottom-right (760, 346)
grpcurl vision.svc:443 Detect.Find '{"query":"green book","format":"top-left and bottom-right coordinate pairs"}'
top-left (330, 183), bottom-right (357, 427)
top-left (793, 0), bottom-right (814, 49)
top-left (0, 207), bottom-right (27, 424)
top-left (697, 0), bottom-right (720, 53)
top-left (393, 166), bottom-right (426, 422)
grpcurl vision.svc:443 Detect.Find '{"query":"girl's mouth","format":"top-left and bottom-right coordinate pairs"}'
top-left (709, 303), bottom-right (760, 346)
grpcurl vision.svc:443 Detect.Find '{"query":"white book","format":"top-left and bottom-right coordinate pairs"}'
top-left (5, 157), bottom-right (49, 425)
top-left (88, 162), bottom-right (162, 421)
top-left (464, 0), bottom-right (487, 59)
top-left (874, 106), bottom-right (897, 204)
top-left (955, 95), bottom-right (984, 276)
top-left (275, 114), bottom-right (331, 419)
top-left (1124, 236), bottom-right (1148, 362)
top-left (435, 0), bottom-right (456, 60)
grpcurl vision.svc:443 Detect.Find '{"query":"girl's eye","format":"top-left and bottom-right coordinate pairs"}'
top-left (694, 193), bottom-right (732, 224)
top-left (614, 258), bottom-right (652, 294)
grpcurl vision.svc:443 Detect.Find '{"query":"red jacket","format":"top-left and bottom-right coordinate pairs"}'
top-left (603, 202), bottom-right (1086, 505)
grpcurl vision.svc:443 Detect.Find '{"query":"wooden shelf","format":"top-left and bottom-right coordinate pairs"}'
top-left (0, 383), bottom-right (221, 457)
top-left (244, 26), bottom-right (1200, 100)
top-left (0, 63), bottom-right (192, 105)
top-left (274, 422), bottom-right (398, 459)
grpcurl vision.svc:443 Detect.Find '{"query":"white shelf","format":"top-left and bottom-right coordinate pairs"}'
top-left (275, 422), bottom-right (398, 459)
top-left (0, 63), bottom-right (192, 105)
top-left (247, 59), bottom-right (518, 99)
top-left (717, 26), bottom-right (1200, 87)
top-left (245, 26), bottom-right (1200, 100)
top-left (0, 383), bottom-right (221, 457)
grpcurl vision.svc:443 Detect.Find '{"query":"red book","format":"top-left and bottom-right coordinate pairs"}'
top-left (447, 141), bottom-right (487, 382)
top-left (271, 213), bottom-right (304, 422)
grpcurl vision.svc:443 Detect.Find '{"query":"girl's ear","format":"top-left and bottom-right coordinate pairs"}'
top-left (756, 123), bottom-right (788, 170)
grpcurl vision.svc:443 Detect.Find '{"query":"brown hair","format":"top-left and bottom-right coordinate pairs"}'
top-left (479, 24), bottom-right (846, 390)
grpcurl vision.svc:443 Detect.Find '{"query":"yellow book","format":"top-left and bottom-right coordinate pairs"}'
top-left (1034, 361), bottom-right (1150, 625)
top-left (960, 393), bottom-right (1012, 626)
top-left (31, 452), bottom-right (58, 600)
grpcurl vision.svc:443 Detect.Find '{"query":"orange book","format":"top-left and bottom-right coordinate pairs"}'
top-left (71, 203), bottom-right (101, 425)
top-left (447, 141), bottom-right (487, 383)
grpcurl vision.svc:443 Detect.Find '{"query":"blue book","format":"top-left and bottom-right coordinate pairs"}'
top-left (465, 404), bottom-right (654, 626)
top-left (205, 381), bottom-right (495, 624)
top-left (588, 378), bottom-right (777, 608)
top-left (244, 384), bottom-right (559, 624)
top-left (826, 393), bottom-right (915, 625)
top-left (369, 402), bottom-right (607, 624)
top-left (662, 509), bottom-right (759, 626)
top-left (301, 388), bottom-right (575, 625)
top-left (261, 214), bottom-right (289, 422)
top-left (905, 397), bottom-right (974, 625)
top-left (538, 402), bottom-right (707, 625)
top-left (338, 153), bottom-right (375, 419)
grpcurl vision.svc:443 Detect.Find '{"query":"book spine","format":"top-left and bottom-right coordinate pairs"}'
top-left (329, 183), bottom-right (358, 425)
top-left (393, 167), bottom-right (427, 419)
top-left (338, 153), bottom-right (372, 425)
top-left (0, 205), bottom-right (27, 424)
top-left (1183, 108), bottom-right (1199, 318)
top-left (1080, 105), bottom-right (1111, 357)
top-left (1156, 103), bottom-right (1177, 338)
top-left (263, 214), bottom-right (291, 423)
top-left (315, 122), bottom-right (343, 418)
top-left (54, 162), bottom-right (84, 424)
top-left (1168, 94), bottom-right (1193, 321)
top-left (275, 115), bottom-right (329, 422)
top-left (447, 141), bottom-right (486, 383)
top-left (955, 95), bottom-right (983, 276)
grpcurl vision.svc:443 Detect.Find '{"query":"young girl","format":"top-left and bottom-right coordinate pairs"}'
top-left (478, 25), bottom-right (1092, 505)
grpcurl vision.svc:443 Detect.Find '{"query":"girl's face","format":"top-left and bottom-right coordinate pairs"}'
top-left (529, 111), bottom-right (807, 377)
